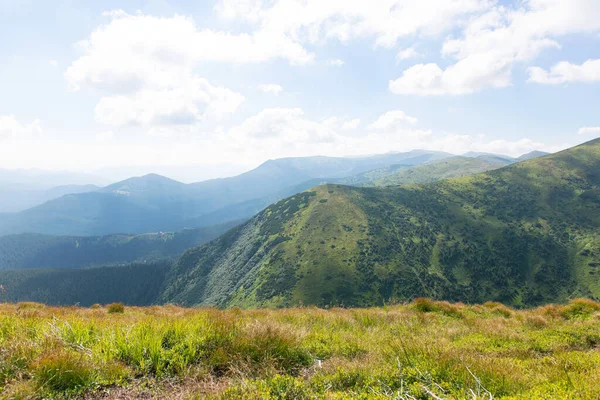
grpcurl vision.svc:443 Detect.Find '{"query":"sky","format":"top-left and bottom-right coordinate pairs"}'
top-left (0, 0), bottom-right (599, 182)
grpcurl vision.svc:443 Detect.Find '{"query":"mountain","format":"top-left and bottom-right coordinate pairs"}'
top-left (461, 150), bottom-right (549, 166)
top-left (0, 168), bottom-right (106, 188)
top-left (0, 150), bottom-right (452, 236)
top-left (339, 152), bottom-right (549, 188)
top-left (516, 150), bottom-right (550, 162)
top-left (0, 168), bottom-right (107, 213)
top-left (159, 139), bottom-right (600, 308)
top-left (462, 151), bottom-right (512, 159)
top-left (358, 156), bottom-right (506, 187)
top-left (0, 221), bottom-right (239, 270)
top-left (474, 154), bottom-right (515, 166)
top-left (0, 183), bottom-right (99, 213)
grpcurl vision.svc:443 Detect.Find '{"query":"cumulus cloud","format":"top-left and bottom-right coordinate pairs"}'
top-left (96, 131), bottom-right (114, 141)
top-left (229, 108), bottom-right (340, 143)
top-left (390, 0), bottom-right (600, 95)
top-left (0, 107), bottom-right (564, 171)
top-left (215, 0), bottom-right (490, 48)
top-left (93, 77), bottom-right (244, 127)
top-left (66, 10), bottom-right (323, 129)
top-left (342, 119), bottom-right (361, 130)
top-left (578, 126), bottom-right (600, 135)
top-left (396, 47), bottom-right (420, 61)
top-left (528, 59), bottom-right (600, 84)
top-left (222, 107), bottom-right (556, 164)
top-left (327, 59), bottom-right (345, 66)
top-left (368, 110), bottom-right (418, 130)
top-left (257, 84), bottom-right (284, 95)
top-left (0, 115), bottom-right (42, 139)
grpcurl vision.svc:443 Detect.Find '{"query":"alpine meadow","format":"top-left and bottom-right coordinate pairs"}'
top-left (2, 0), bottom-right (600, 399)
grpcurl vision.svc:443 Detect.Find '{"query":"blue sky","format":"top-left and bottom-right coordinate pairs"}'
top-left (1, 0), bottom-right (599, 181)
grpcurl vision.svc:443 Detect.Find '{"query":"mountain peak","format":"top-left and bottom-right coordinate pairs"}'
top-left (515, 150), bottom-right (550, 162)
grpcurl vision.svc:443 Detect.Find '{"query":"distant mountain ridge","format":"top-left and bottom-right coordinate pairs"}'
top-left (0, 150), bottom-right (453, 236)
top-left (0, 149), bottom-right (549, 237)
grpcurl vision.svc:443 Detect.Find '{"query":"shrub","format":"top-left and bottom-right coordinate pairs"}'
top-left (483, 302), bottom-right (513, 318)
top-left (232, 324), bottom-right (313, 375)
top-left (107, 302), bottom-right (125, 314)
top-left (33, 351), bottom-right (94, 393)
top-left (412, 297), bottom-right (437, 313)
top-left (16, 302), bottom-right (45, 310)
top-left (412, 298), bottom-right (463, 318)
top-left (525, 314), bottom-right (548, 328)
top-left (560, 298), bottom-right (600, 320)
top-left (89, 303), bottom-right (102, 309)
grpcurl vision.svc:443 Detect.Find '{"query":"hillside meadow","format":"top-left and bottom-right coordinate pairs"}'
top-left (1, 299), bottom-right (600, 399)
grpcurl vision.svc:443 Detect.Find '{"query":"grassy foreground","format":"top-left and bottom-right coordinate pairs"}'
top-left (1, 300), bottom-right (600, 399)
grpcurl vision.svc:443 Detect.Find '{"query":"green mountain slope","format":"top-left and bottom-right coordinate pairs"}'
top-left (0, 221), bottom-right (239, 270)
top-left (361, 156), bottom-right (505, 187)
top-left (161, 139), bottom-right (600, 308)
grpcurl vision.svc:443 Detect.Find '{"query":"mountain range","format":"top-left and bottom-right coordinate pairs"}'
top-left (158, 140), bottom-right (599, 308)
top-left (2, 139), bottom-right (595, 307)
top-left (0, 150), bottom-right (546, 237)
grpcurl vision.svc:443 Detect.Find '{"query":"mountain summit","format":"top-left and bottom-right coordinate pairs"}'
top-left (161, 139), bottom-right (600, 308)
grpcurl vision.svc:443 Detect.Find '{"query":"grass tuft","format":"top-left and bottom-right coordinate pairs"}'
top-left (559, 298), bottom-right (600, 320)
top-left (33, 351), bottom-right (94, 393)
top-left (106, 302), bottom-right (125, 314)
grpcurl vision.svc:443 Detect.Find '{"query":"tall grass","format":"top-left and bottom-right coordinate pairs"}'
top-left (0, 299), bottom-right (599, 399)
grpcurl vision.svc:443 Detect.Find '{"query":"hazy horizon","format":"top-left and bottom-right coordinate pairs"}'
top-left (0, 144), bottom-right (562, 185)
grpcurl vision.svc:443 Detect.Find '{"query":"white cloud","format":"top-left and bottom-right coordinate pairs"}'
top-left (65, 10), bottom-right (320, 129)
top-left (528, 59), bottom-right (600, 84)
top-left (257, 84), bottom-right (283, 95)
top-left (390, 0), bottom-right (600, 95)
top-left (578, 126), bottom-right (600, 135)
top-left (342, 119), bottom-right (361, 130)
top-left (94, 77), bottom-right (244, 127)
top-left (221, 107), bottom-right (556, 164)
top-left (96, 131), bottom-right (114, 141)
top-left (396, 47), bottom-right (420, 61)
top-left (230, 108), bottom-right (340, 143)
top-left (216, 0), bottom-right (491, 48)
top-left (327, 59), bottom-right (345, 66)
top-left (368, 110), bottom-right (418, 130)
top-left (68, 11), bottom-right (313, 74)
top-left (0, 108), bottom-right (565, 171)
top-left (0, 115), bottom-right (42, 139)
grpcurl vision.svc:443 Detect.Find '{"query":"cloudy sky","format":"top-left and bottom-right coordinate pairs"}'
top-left (1, 0), bottom-right (599, 181)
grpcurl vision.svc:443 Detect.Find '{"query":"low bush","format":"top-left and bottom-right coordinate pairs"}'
top-left (33, 351), bottom-right (94, 393)
top-left (107, 302), bottom-right (125, 314)
top-left (560, 298), bottom-right (600, 320)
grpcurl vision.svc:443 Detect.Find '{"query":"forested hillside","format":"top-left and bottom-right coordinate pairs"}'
top-left (0, 262), bottom-right (169, 306)
top-left (161, 139), bottom-right (600, 308)
top-left (0, 221), bottom-right (239, 270)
